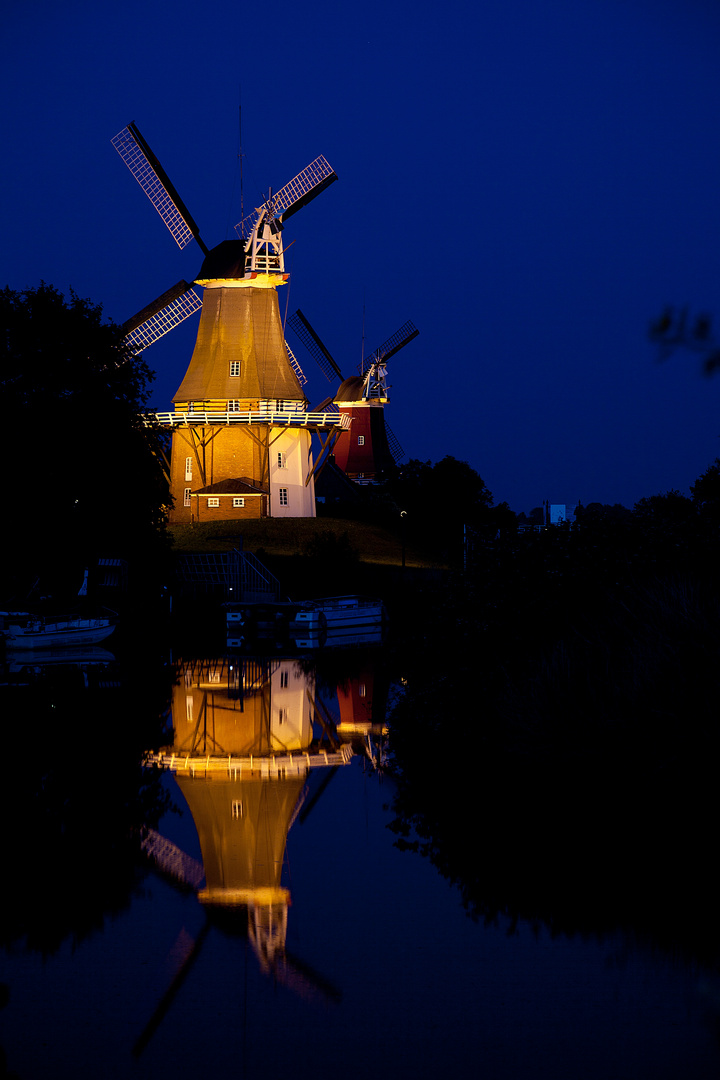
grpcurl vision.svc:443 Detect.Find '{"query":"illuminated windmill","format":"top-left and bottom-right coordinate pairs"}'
top-left (112, 122), bottom-right (349, 521)
top-left (287, 310), bottom-right (419, 481)
top-left (134, 656), bottom-right (350, 1054)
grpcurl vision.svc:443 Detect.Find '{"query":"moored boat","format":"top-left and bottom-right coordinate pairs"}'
top-left (0, 610), bottom-right (117, 650)
top-left (290, 595), bottom-right (386, 632)
top-left (224, 595), bottom-right (386, 649)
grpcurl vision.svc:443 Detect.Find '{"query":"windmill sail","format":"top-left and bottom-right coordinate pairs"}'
top-left (287, 309), bottom-right (343, 381)
top-left (361, 321), bottom-right (419, 374)
top-left (112, 123), bottom-right (208, 254)
top-left (385, 421), bottom-right (405, 464)
top-left (236, 156), bottom-right (337, 239)
top-left (122, 280), bottom-right (202, 352)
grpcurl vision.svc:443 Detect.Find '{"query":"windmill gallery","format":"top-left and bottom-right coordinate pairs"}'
top-left (112, 123), bottom-right (418, 522)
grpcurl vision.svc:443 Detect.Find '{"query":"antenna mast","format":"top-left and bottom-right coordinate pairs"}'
top-left (361, 294), bottom-right (366, 373)
top-left (239, 94), bottom-right (244, 239)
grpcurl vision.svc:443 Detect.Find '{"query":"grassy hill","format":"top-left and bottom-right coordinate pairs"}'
top-left (168, 517), bottom-right (446, 569)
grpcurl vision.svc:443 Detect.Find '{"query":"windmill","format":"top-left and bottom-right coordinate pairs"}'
top-left (112, 122), bottom-right (347, 521)
top-left (132, 653), bottom-right (355, 1055)
top-left (287, 309), bottom-right (419, 481)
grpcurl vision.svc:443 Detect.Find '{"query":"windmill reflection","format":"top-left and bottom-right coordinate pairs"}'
top-left (142, 652), bottom-right (386, 1015)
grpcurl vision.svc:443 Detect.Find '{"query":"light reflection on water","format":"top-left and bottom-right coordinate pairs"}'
top-left (1, 647), bottom-right (718, 1079)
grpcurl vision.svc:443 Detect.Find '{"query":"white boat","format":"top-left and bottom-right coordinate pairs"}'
top-left (0, 610), bottom-right (117, 650)
top-left (290, 596), bottom-right (386, 633)
top-left (224, 595), bottom-right (386, 649)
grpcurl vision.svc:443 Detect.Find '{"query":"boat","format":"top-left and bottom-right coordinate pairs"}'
top-left (290, 596), bottom-right (386, 633)
top-left (224, 595), bottom-right (386, 649)
top-left (0, 610), bottom-right (117, 650)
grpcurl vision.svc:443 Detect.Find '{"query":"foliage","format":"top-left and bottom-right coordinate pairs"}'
top-left (0, 283), bottom-right (171, 597)
top-left (0, 649), bottom-right (175, 953)
top-left (383, 455), bottom-right (496, 564)
top-left (385, 459), bottom-right (720, 956)
top-left (650, 305), bottom-right (720, 375)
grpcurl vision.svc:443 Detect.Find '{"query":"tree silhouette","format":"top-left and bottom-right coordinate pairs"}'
top-left (1, 283), bottom-right (171, 598)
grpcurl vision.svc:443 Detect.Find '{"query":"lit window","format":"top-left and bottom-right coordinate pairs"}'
top-left (186, 695), bottom-right (194, 722)
top-left (230, 361), bottom-right (240, 377)
top-left (232, 497), bottom-right (245, 507)
top-left (359, 683), bottom-right (366, 697)
top-left (185, 457), bottom-right (193, 481)
top-left (228, 400), bottom-right (240, 411)
top-left (208, 497), bottom-right (220, 508)
top-left (358, 436), bottom-right (365, 446)
top-left (232, 800), bottom-right (243, 819)
top-left (277, 452), bottom-right (286, 469)
top-left (279, 488), bottom-right (288, 506)
top-left (184, 488), bottom-right (191, 507)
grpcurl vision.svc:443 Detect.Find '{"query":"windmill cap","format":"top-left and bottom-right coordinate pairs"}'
top-left (196, 239), bottom-right (246, 282)
top-left (335, 376), bottom-right (366, 402)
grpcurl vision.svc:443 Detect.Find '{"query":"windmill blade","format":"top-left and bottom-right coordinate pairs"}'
top-left (285, 342), bottom-right (307, 386)
top-left (132, 923), bottom-right (210, 1058)
top-left (385, 421), bottom-right (405, 464)
top-left (122, 281), bottom-right (203, 353)
top-left (141, 828), bottom-right (206, 890)
top-left (312, 396), bottom-right (338, 413)
top-left (236, 156), bottom-right (337, 239)
top-left (287, 309), bottom-right (344, 382)
top-left (361, 321), bottom-right (419, 374)
top-left (277, 948), bottom-right (343, 1004)
top-left (112, 123), bottom-right (209, 255)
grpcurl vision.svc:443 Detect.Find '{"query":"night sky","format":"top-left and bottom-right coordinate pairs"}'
top-left (3, 0), bottom-right (720, 513)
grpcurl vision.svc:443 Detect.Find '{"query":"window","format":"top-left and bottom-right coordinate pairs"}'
top-left (230, 361), bottom-right (240, 377)
top-left (359, 683), bottom-right (366, 697)
top-left (208, 497), bottom-right (220, 508)
top-left (184, 487), bottom-right (191, 507)
top-left (187, 402), bottom-right (195, 413)
top-left (277, 451), bottom-right (286, 469)
top-left (232, 497), bottom-right (245, 508)
top-left (185, 457), bottom-right (193, 480)
top-left (232, 800), bottom-right (243, 819)
top-left (280, 670), bottom-right (288, 688)
top-left (186, 695), bottom-right (194, 722)
top-left (278, 488), bottom-right (288, 506)
top-left (228, 400), bottom-right (240, 411)
top-left (358, 436), bottom-right (365, 446)
top-left (277, 708), bottom-right (286, 725)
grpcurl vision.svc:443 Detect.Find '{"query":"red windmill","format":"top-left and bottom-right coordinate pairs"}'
top-left (287, 310), bottom-right (419, 482)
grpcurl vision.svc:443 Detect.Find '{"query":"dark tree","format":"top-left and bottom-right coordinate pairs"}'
top-left (0, 283), bottom-right (171, 598)
top-left (691, 457), bottom-right (720, 526)
top-left (384, 455), bottom-right (494, 563)
top-left (650, 305), bottom-right (720, 375)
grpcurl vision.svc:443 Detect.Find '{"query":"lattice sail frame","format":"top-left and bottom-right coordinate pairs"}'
top-left (123, 287), bottom-right (202, 352)
top-left (360, 321), bottom-right (419, 375)
top-left (287, 309), bottom-right (343, 383)
top-left (112, 125), bottom-right (203, 251)
top-left (236, 156), bottom-right (337, 240)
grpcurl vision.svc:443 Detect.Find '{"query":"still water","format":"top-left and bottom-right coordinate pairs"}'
top-left (1, 645), bottom-right (719, 1079)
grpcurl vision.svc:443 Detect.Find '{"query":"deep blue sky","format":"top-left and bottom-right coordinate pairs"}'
top-left (3, 0), bottom-right (720, 513)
